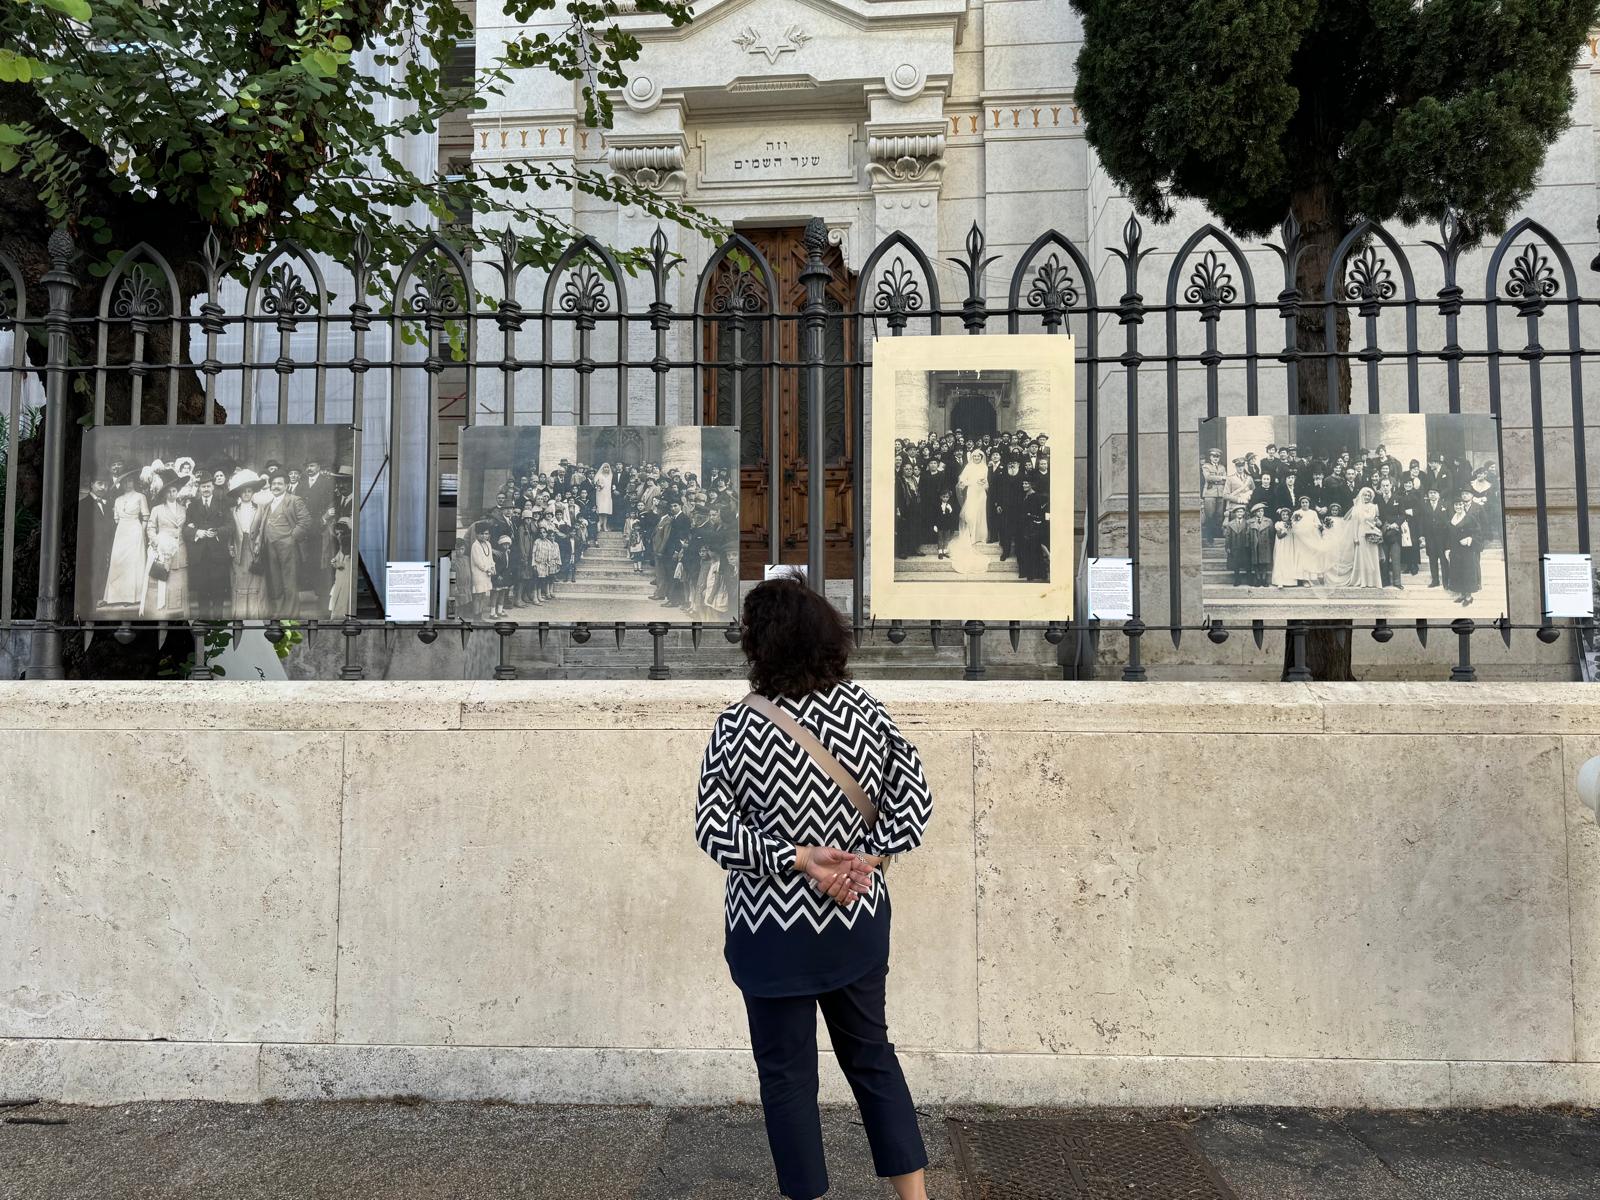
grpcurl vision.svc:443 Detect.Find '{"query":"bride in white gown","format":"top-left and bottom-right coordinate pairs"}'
top-left (949, 449), bottom-right (991, 575)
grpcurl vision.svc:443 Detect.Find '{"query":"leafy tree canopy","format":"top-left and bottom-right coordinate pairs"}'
top-left (1069, 0), bottom-right (1599, 242)
top-left (0, 0), bottom-right (716, 275)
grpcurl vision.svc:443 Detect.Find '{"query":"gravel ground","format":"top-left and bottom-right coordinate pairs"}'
top-left (1, 1099), bottom-right (1596, 1199)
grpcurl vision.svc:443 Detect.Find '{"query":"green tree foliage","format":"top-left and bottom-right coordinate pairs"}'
top-left (1069, 0), bottom-right (1597, 678)
top-left (0, 0), bottom-right (712, 676)
top-left (1071, 0), bottom-right (1595, 245)
top-left (1, 0), bottom-right (714, 270)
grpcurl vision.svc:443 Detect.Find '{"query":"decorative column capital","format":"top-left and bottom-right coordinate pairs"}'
top-left (607, 141), bottom-right (687, 196)
top-left (866, 125), bottom-right (947, 187)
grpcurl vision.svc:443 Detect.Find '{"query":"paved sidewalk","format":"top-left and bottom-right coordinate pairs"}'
top-left (2, 1100), bottom-right (1597, 1199)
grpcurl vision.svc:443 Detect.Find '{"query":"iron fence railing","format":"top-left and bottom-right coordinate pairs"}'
top-left (1, 211), bottom-right (1596, 681)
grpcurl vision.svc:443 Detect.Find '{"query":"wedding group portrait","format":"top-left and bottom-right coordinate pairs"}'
top-left (870, 335), bottom-right (1075, 621)
top-left (1197, 413), bottom-right (1509, 621)
top-left (74, 426), bottom-right (357, 622)
top-left (455, 424), bottom-right (741, 624)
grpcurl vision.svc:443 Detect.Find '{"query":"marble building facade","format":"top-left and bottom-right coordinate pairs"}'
top-left (465, 1), bottom-right (1600, 672)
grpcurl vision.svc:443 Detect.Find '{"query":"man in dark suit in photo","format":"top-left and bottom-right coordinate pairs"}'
top-left (77, 475), bottom-right (114, 610)
top-left (298, 457), bottom-right (337, 603)
top-left (183, 473), bottom-right (233, 616)
top-left (1415, 484), bottom-right (1449, 587)
top-left (1375, 479), bottom-right (1406, 588)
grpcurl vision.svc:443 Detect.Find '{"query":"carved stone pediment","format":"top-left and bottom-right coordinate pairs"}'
top-left (612, 0), bottom-right (966, 107)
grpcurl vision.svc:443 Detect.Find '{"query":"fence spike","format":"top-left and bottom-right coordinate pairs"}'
top-left (615, 622), bottom-right (626, 649)
top-left (1416, 619), bottom-right (1428, 647)
top-left (1009, 621), bottom-right (1020, 652)
top-left (1252, 620), bottom-right (1264, 650)
top-left (691, 623), bottom-right (702, 650)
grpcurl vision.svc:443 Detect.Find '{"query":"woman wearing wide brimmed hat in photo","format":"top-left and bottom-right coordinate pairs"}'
top-left (141, 467), bottom-right (191, 618)
top-left (227, 468), bottom-right (268, 619)
top-left (696, 579), bottom-right (935, 1200)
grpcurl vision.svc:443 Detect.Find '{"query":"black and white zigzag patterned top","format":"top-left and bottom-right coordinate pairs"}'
top-left (696, 679), bottom-right (933, 997)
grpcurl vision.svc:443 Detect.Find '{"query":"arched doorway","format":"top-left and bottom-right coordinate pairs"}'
top-left (702, 226), bottom-right (859, 580)
top-left (950, 393), bottom-right (998, 439)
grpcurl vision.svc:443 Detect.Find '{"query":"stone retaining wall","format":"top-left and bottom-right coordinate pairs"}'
top-left (3, 681), bottom-right (1597, 1108)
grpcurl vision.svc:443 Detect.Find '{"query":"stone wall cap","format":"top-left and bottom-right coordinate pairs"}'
top-left (1, 680), bottom-right (1598, 733)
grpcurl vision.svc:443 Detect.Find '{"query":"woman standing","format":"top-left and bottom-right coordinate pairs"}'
top-left (594, 463), bottom-right (615, 531)
top-left (326, 518), bottom-right (353, 619)
top-left (1325, 487), bottom-right (1383, 588)
top-left (949, 448), bottom-right (991, 575)
top-left (697, 579), bottom-right (934, 1200)
top-left (143, 469), bottom-right (190, 618)
top-left (101, 471), bottom-right (150, 610)
top-left (227, 469), bottom-right (268, 619)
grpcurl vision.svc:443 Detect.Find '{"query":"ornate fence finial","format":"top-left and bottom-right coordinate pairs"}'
top-left (948, 221), bottom-right (999, 331)
top-left (1343, 243), bottom-right (1395, 317)
top-left (873, 257), bottom-right (924, 331)
top-left (1027, 252), bottom-right (1078, 328)
top-left (1506, 241), bottom-right (1558, 316)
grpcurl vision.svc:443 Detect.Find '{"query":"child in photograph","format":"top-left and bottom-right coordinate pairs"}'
top-left (934, 491), bottom-right (956, 559)
top-left (470, 524), bottom-right (496, 620)
top-left (492, 534), bottom-right (514, 617)
top-left (1247, 503), bottom-right (1275, 586)
top-left (1270, 507), bottom-right (1298, 588)
top-left (1223, 505), bottom-right (1250, 585)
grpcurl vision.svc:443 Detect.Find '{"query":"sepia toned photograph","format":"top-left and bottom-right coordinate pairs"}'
top-left (870, 334), bottom-right (1075, 621)
top-left (1198, 413), bottom-right (1508, 621)
top-left (75, 425), bottom-right (357, 622)
top-left (456, 424), bottom-right (741, 624)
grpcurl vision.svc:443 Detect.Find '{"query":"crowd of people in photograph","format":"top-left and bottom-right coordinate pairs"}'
top-left (1201, 441), bottom-right (1503, 606)
top-left (79, 453), bottom-right (353, 620)
top-left (454, 458), bottom-right (741, 622)
top-left (892, 428), bottom-right (1052, 581)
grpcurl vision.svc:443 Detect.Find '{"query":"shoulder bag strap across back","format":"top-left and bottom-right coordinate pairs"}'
top-left (741, 692), bottom-right (880, 831)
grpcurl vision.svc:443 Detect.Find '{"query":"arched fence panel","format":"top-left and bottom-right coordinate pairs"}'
top-left (4, 216), bottom-right (1599, 682)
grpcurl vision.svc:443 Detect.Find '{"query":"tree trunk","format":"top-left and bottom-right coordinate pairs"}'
top-left (0, 93), bottom-right (217, 676)
top-left (1284, 179), bottom-right (1355, 681)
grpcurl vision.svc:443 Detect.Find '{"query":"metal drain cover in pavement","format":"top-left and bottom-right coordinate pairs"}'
top-left (947, 1118), bottom-right (1239, 1200)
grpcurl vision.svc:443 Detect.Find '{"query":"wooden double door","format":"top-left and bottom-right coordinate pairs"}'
top-left (703, 226), bottom-right (858, 580)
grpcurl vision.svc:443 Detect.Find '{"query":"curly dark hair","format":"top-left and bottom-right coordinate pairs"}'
top-left (740, 577), bottom-right (852, 699)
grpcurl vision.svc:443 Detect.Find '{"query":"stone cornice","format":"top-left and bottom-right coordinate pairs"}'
top-left (612, 0), bottom-right (969, 40)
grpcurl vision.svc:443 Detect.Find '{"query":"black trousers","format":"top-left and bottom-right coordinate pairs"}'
top-left (742, 963), bottom-right (927, 1200)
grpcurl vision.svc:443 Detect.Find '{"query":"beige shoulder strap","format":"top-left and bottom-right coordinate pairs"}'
top-left (741, 692), bottom-right (879, 829)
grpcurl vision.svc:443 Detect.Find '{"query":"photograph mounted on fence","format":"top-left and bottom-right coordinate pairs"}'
top-left (75, 425), bottom-right (357, 623)
top-left (455, 425), bottom-right (741, 624)
top-left (1199, 413), bottom-right (1508, 622)
top-left (871, 334), bottom-right (1074, 621)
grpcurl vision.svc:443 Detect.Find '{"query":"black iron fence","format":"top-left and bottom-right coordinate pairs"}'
top-left (1, 211), bottom-right (1596, 681)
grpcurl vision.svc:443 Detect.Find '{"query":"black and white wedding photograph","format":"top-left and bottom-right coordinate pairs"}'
top-left (1197, 413), bottom-right (1508, 621)
top-left (455, 424), bottom-right (741, 624)
top-left (870, 334), bottom-right (1075, 620)
top-left (75, 425), bottom-right (357, 622)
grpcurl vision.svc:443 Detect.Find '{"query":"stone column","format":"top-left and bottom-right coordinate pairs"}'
top-left (607, 94), bottom-right (689, 426)
top-left (661, 425), bottom-right (701, 478)
top-left (1015, 370), bottom-right (1052, 438)
top-left (538, 425), bottom-right (579, 476)
top-left (895, 369), bottom-right (933, 443)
